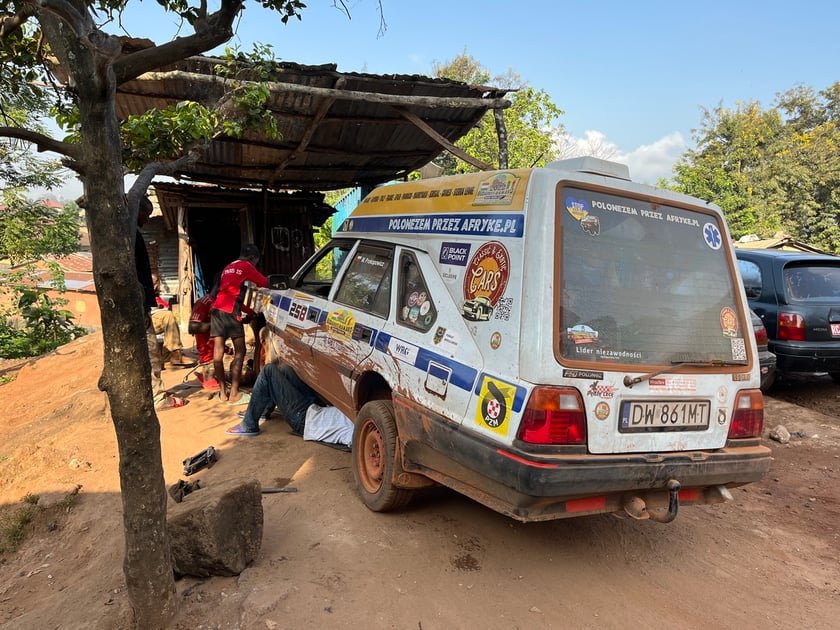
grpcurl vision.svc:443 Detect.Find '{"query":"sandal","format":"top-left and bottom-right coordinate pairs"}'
top-left (228, 392), bottom-right (251, 406)
top-left (237, 410), bottom-right (270, 421)
top-left (225, 424), bottom-right (259, 437)
top-left (157, 396), bottom-right (189, 411)
top-left (170, 361), bottom-right (198, 369)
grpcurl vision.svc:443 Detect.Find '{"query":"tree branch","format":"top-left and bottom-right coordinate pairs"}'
top-left (113, 0), bottom-right (243, 85)
top-left (130, 141), bottom-right (209, 194)
top-left (0, 125), bottom-right (82, 161)
top-left (0, 2), bottom-right (36, 38)
top-left (22, 0), bottom-right (87, 38)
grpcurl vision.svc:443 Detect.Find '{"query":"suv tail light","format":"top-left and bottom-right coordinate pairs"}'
top-left (728, 389), bottom-right (764, 438)
top-left (778, 312), bottom-right (805, 341)
top-left (518, 387), bottom-right (586, 445)
top-left (753, 320), bottom-right (769, 346)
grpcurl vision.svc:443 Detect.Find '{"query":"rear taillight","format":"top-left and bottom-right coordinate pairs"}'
top-left (753, 321), bottom-right (769, 346)
top-left (728, 389), bottom-right (764, 438)
top-left (778, 312), bottom-right (805, 341)
top-left (518, 387), bottom-right (586, 445)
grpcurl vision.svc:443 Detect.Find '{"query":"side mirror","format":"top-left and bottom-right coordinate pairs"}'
top-left (268, 274), bottom-right (290, 290)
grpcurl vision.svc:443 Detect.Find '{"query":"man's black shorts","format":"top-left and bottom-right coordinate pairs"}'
top-left (210, 308), bottom-right (245, 339)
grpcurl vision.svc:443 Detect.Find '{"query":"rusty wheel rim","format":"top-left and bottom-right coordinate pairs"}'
top-left (357, 419), bottom-right (384, 494)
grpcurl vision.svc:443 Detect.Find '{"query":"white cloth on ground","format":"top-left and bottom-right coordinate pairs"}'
top-left (303, 404), bottom-right (353, 447)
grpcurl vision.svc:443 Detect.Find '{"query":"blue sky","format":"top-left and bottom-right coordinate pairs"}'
top-left (49, 0), bottom-right (840, 196)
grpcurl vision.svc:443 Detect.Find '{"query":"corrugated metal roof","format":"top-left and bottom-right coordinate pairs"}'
top-left (115, 54), bottom-right (510, 191)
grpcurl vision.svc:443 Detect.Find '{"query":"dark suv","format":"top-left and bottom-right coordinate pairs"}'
top-left (736, 248), bottom-right (840, 382)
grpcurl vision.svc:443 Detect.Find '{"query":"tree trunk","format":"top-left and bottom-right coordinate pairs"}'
top-left (82, 95), bottom-right (178, 630)
top-left (42, 13), bottom-right (179, 628)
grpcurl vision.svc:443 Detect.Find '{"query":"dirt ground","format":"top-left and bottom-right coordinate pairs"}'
top-left (0, 332), bottom-right (838, 629)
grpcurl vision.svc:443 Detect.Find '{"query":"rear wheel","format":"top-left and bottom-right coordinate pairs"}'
top-left (352, 400), bottom-right (413, 512)
top-left (829, 372), bottom-right (840, 384)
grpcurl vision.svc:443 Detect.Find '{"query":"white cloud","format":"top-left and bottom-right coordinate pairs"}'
top-left (616, 132), bottom-right (686, 184)
top-left (553, 129), bottom-right (687, 185)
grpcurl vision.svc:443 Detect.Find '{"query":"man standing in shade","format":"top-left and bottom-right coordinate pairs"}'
top-left (211, 243), bottom-right (267, 405)
top-left (135, 196), bottom-right (187, 410)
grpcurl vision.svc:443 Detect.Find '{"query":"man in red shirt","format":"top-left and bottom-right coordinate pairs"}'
top-left (211, 243), bottom-right (268, 404)
top-left (188, 293), bottom-right (218, 390)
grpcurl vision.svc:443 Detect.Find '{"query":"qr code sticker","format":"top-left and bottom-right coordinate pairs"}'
top-left (731, 337), bottom-right (747, 361)
top-left (493, 297), bottom-right (513, 321)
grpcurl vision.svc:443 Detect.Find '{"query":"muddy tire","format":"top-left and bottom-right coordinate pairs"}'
top-left (352, 400), bottom-right (413, 512)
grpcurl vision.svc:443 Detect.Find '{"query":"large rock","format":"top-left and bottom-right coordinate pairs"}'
top-left (167, 476), bottom-right (264, 577)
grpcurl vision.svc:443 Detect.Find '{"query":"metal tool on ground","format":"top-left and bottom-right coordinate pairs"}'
top-left (182, 446), bottom-right (217, 476)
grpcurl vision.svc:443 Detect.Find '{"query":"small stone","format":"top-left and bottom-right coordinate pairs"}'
top-left (769, 425), bottom-right (791, 444)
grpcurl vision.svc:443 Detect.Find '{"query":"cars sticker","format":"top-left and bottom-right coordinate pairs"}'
top-left (490, 332), bottom-right (502, 350)
top-left (703, 222), bottom-right (723, 250)
top-left (340, 212), bottom-right (525, 237)
top-left (594, 402), bottom-right (610, 420)
top-left (730, 337), bottom-right (747, 361)
top-left (565, 196), bottom-right (590, 221)
top-left (433, 326), bottom-right (460, 355)
top-left (719, 307), bottom-right (738, 337)
top-left (461, 296), bottom-right (493, 321)
top-left (473, 172), bottom-right (521, 206)
top-left (587, 381), bottom-right (617, 399)
top-left (716, 386), bottom-right (729, 404)
top-left (440, 265), bottom-right (460, 284)
top-left (408, 305), bottom-right (420, 323)
top-left (462, 241), bottom-right (511, 321)
top-left (563, 369), bottom-right (605, 380)
top-left (439, 242), bottom-right (472, 266)
top-left (580, 214), bottom-right (601, 236)
top-left (475, 376), bottom-right (516, 434)
top-left (649, 376), bottom-right (697, 393)
top-left (493, 296), bottom-right (514, 321)
top-left (387, 337), bottom-right (419, 365)
top-left (326, 309), bottom-right (355, 341)
top-left (567, 323), bottom-right (599, 344)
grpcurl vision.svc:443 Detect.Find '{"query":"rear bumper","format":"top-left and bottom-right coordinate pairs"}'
top-left (770, 340), bottom-right (840, 373)
top-left (393, 396), bottom-right (771, 521)
top-left (758, 349), bottom-right (776, 389)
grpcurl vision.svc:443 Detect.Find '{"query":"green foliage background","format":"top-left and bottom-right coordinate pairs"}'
top-left (669, 83), bottom-right (840, 253)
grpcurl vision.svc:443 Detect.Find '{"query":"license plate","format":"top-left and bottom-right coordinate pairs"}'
top-left (619, 400), bottom-right (710, 433)
top-left (832, 323), bottom-right (840, 336)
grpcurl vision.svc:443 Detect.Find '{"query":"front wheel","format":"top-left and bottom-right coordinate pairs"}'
top-left (352, 400), bottom-right (414, 512)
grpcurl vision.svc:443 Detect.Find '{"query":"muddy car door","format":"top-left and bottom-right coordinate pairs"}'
top-left (383, 247), bottom-right (482, 425)
top-left (271, 240), bottom-right (356, 399)
top-left (308, 242), bottom-right (395, 413)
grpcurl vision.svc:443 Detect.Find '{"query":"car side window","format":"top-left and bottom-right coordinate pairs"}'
top-left (738, 260), bottom-right (763, 299)
top-left (397, 252), bottom-right (437, 332)
top-left (298, 241), bottom-right (353, 297)
top-left (334, 245), bottom-right (393, 318)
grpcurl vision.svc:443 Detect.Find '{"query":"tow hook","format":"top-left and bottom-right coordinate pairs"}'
top-left (623, 479), bottom-right (682, 523)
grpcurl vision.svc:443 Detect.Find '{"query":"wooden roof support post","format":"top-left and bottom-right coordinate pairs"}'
top-left (395, 107), bottom-right (494, 171)
top-left (494, 108), bottom-right (508, 170)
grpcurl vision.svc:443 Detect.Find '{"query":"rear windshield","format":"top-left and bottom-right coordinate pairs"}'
top-left (783, 263), bottom-right (840, 301)
top-left (558, 186), bottom-right (747, 367)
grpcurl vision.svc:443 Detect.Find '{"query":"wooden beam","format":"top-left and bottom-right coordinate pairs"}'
top-left (134, 70), bottom-right (512, 110)
top-left (394, 107), bottom-right (494, 172)
top-left (268, 77), bottom-right (346, 187)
